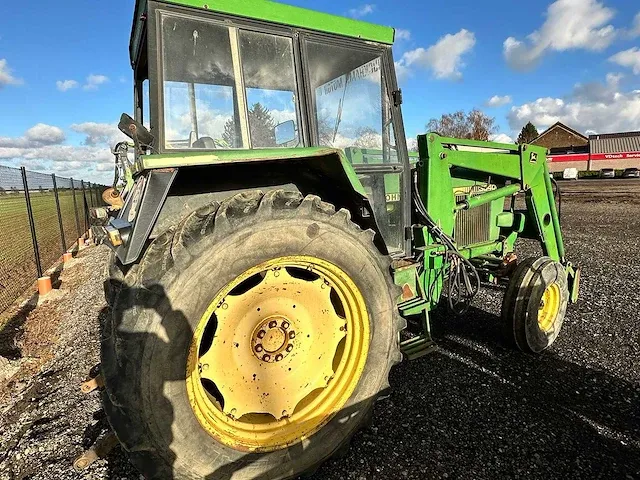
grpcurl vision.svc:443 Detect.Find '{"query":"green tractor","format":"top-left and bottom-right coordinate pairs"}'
top-left (95, 1), bottom-right (580, 478)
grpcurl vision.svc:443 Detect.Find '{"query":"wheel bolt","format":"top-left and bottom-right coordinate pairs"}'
top-left (275, 354), bottom-right (283, 362)
top-left (282, 410), bottom-right (289, 418)
top-left (255, 345), bottom-right (263, 353)
top-left (263, 354), bottom-right (271, 362)
top-left (286, 344), bottom-right (293, 352)
top-left (257, 330), bottom-right (266, 339)
top-left (289, 331), bottom-right (296, 339)
top-left (282, 321), bottom-right (290, 330)
top-left (269, 320), bottom-right (278, 328)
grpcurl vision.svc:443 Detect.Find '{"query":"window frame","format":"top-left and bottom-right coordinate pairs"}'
top-left (150, 3), bottom-right (307, 153)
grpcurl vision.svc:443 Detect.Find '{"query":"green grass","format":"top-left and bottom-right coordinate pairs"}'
top-left (0, 189), bottom-right (99, 312)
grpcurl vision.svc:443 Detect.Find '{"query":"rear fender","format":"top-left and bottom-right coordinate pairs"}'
top-left (106, 150), bottom-right (383, 265)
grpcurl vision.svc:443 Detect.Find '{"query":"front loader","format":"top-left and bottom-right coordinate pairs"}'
top-left (92, 1), bottom-right (580, 478)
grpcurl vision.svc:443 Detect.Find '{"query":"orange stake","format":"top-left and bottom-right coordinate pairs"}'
top-left (37, 276), bottom-right (52, 296)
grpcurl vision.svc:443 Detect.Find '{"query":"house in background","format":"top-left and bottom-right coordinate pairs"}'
top-left (530, 122), bottom-right (640, 172)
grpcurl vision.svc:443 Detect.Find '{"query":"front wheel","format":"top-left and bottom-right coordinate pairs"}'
top-left (501, 257), bottom-right (569, 353)
top-left (101, 190), bottom-right (403, 479)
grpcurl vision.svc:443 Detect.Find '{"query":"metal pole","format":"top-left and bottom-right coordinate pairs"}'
top-left (71, 178), bottom-right (82, 238)
top-left (88, 182), bottom-right (93, 208)
top-left (81, 180), bottom-right (88, 232)
top-left (21, 167), bottom-right (43, 278)
top-left (93, 183), bottom-right (99, 207)
top-left (52, 174), bottom-right (67, 253)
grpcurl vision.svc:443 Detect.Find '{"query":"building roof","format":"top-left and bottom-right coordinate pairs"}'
top-left (589, 131), bottom-right (640, 154)
top-left (131, 0), bottom-right (395, 64)
top-left (532, 121), bottom-right (589, 145)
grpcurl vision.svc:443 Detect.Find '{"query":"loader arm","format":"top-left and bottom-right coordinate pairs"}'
top-left (416, 133), bottom-right (565, 262)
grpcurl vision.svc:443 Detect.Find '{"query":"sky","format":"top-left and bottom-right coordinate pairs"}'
top-left (0, 0), bottom-right (638, 184)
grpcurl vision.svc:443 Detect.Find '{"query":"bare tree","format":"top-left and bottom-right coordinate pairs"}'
top-left (426, 109), bottom-right (498, 141)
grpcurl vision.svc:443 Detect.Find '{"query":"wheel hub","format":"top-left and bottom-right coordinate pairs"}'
top-left (252, 317), bottom-right (295, 362)
top-left (186, 256), bottom-right (370, 452)
top-left (538, 283), bottom-right (561, 332)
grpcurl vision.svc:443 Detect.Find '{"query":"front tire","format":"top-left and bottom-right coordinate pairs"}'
top-left (101, 190), bottom-right (403, 479)
top-left (501, 257), bottom-right (569, 353)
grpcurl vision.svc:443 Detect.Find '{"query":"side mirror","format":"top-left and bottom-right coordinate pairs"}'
top-left (118, 113), bottom-right (154, 148)
top-left (275, 120), bottom-right (296, 146)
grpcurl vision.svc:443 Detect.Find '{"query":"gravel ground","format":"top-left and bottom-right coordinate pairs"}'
top-left (0, 181), bottom-right (638, 480)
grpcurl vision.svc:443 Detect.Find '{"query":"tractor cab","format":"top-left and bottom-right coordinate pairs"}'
top-left (129, 0), bottom-right (410, 254)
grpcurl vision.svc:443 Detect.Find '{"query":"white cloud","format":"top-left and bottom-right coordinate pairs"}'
top-left (486, 95), bottom-right (512, 107)
top-left (0, 59), bottom-right (23, 87)
top-left (71, 122), bottom-right (127, 146)
top-left (397, 29), bottom-right (476, 81)
top-left (56, 79), bottom-right (79, 92)
top-left (0, 123), bottom-right (116, 184)
top-left (83, 74), bottom-right (110, 91)
top-left (0, 123), bottom-right (65, 148)
top-left (609, 48), bottom-right (640, 75)
top-left (394, 61), bottom-right (412, 84)
top-left (348, 4), bottom-right (375, 18)
top-left (503, 0), bottom-right (617, 71)
top-left (490, 133), bottom-right (514, 144)
top-left (508, 73), bottom-right (640, 134)
top-left (395, 29), bottom-right (411, 41)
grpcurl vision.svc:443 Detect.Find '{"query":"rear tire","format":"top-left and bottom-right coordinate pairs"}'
top-left (501, 257), bottom-right (569, 353)
top-left (101, 190), bottom-right (403, 479)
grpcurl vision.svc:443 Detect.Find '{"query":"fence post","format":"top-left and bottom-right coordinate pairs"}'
top-left (81, 180), bottom-right (88, 232)
top-left (93, 183), bottom-right (99, 207)
top-left (91, 182), bottom-right (97, 208)
top-left (51, 174), bottom-right (67, 253)
top-left (21, 167), bottom-right (43, 279)
top-left (71, 178), bottom-right (82, 239)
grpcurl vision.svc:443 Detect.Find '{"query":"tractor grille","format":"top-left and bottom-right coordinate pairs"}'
top-left (454, 191), bottom-right (491, 247)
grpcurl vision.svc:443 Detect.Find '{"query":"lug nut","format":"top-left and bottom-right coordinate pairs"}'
top-left (282, 410), bottom-right (289, 418)
top-left (269, 321), bottom-right (278, 328)
top-left (289, 331), bottom-right (296, 339)
top-left (263, 354), bottom-right (271, 362)
top-left (275, 354), bottom-right (283, 362)
top-left (255, 345), bottom-right (263, 353)
top-left (282, 321), bottom-right (290, 330)
top-left (286, 344), bottom-right (293, 352)
top-left (257, 330), bottom-right (266, 339)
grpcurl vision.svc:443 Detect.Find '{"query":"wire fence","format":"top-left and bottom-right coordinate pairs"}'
top-left (0, 165), bottom-right (106, 314)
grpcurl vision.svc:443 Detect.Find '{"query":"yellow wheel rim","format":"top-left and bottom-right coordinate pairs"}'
top-left (186, 256), bottom-right (370, 452)
top-left (538, 283), bottom-right (561, 332)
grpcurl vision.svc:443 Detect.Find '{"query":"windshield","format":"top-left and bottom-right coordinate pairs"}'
top-left (306, 41), bottom-right (395, 157)
top-left (161, 14), bottom-right (300, 149)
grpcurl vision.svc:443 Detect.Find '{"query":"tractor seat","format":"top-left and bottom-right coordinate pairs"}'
top-left (192, 136), bottom-right (216, 149)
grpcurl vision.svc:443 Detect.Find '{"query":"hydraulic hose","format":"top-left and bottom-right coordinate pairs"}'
top-left (412, 171), bottom-right (480, 314)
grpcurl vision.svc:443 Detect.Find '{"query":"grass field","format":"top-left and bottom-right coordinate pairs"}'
top-left (0, 188), bottom-right (99, 312)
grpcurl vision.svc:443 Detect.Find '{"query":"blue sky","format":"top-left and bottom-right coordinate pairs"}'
top-left (0, 0), bottom-right (638, 184)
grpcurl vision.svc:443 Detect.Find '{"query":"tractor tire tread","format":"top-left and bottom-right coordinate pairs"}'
top-left (102, 189), bottom-right (403, 480)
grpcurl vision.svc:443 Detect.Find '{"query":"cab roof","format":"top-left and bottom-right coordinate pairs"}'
top-left (131, 0), bottom-right (395, 65)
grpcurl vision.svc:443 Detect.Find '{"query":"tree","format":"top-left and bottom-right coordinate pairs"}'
top-left (426, 109), bottom-right (497, 141)
top-left (517, 122), bottom-right (539, 144)
top-left (222, 103), bottom-right (277, 148)
top-left (353, 127), bottom-right (382, 149)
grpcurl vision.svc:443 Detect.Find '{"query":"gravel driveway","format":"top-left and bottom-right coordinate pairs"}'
top-left (1, 182), bottom-right (639, 480)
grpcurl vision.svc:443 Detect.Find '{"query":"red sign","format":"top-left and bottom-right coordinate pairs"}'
top-left (548, 151), bottom-right (640, 162)
top-left (590, 152), bottom-right (640, 161)
top-left (547, 153), bottom-right (589, 163)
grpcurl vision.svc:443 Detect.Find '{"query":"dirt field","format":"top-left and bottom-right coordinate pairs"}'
top-left (0, 179), bottom-right (639, 480)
